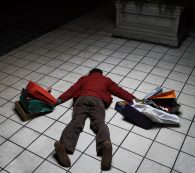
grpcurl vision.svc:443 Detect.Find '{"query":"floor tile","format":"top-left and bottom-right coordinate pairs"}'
top-left (82, 59), bottom-right (100, 68)
top-left (0, 87), bottom-right (20, 100)
top-left (120, 77), bottom-right (141, 90)
top-left (178, 93), bottom-right (195, 108)
top-left (174, 152), bottom-right (195, 173)
top-left (24, 62), bottom-right (42, 71)
top-left (52, 80), bottom-right (72, 92)
top-left (0, 98), bottom-right (7, 107)
top-left (84, 140), bottom-right (117, 161)
top-left (5, 150), bottom-right (43, 173)
top-left (108, 124), bottom-right (129, 146)
top-left (106, 73), bottom-right (124, 84)
top-left (90, 53), bottom-right (108, 62)
top-left (173, 64), bottom-right (193, 75)
top-left (26, 116), bottom-right (54, 133)
top-left (46, 106), bottom-right (68, 120)
top-left (96, 62), bottom-right (115, 72)
top-left (152, 45), bottom-right (169, 53)
top-left (68, 56), bottom-right (87, 65)
top-left (125, 54), bottom-right (143, 62)
top-left (70, 154), bottom-right (101, 173)
top-left (187, 75), bottom-right (195, 86)
top-left (134, 63), bottom-right (154, 73)
top-left (137, 82), bottom-right (158, 94)
top-left (12, 68), bottom-right (32, 78)
top-left (127, 70), bottom-right (148, 81)
top-left (37, 76), bottom-right (59, 87)
top-left (182, 84), bottom-right (195, 96)
top-left (10, 127), bottom-right (40, 148)
top-left (24, 72), bottom-right (45, 82)
top-left (150, 67), bottom-right (171, 78)
top-left (155, 128), bottom-right (185, 150)
top-left (132, 126), bottom-right (160, 140)
top-left (0, 141), bottom-right (23, 168)
top-left (119, 59), bottom-right (137, 69)
top-left (47, 150), bottom-right (82, 170)
top-left (62, 73), bottom-right (82, 83)
top-left (1, 65), bottom-right (20, 75)
top-left (121, 132), bottom-right (152, 156)
top-left (162, 54), bottom-right (180, 63)
top-left (110, 112), bottom-right (133, 130)
top-left (44, 121), bottom-right (66, 141)
top-left (182, 136), bottom-right (195, 157)
top-left (0, 119), bottom-right (22, 138)
top-left (48, 69), bottom-right (69, 79)
top-left (34, 161), bottom-right (66, 173)
top-left (141, 56), bottom-right (159, 66)
top-left (168, 118), bottom-right (191, 134)
top-left (188, 122), bottom-right (195, 138)
top-left (111, 51), bottom-right (129, 59)
top-left (72, 65), bottom-right (91, 75)
top-left (179, 104), bottom-right (195, 120)
top-left (137, 158), bottom-right (171, 173)
top-left (0, 75), bottom-right (20, 86)
top-left (162, 79), bottom-right (185, 91)
top-left (36, 65), bottom-right (55, 75)
top-left (156, 60), bottom-right (175, 70)
top-left (168, 71), bottom-right (189, 83)
top-left (28, 135), bottom-right (55, 158)
top-left (12, 79), bottom-right (29, 90)
top-left (112, 147), bottom-right (142, 173)
top-left (0, 72), bottom-right (8, 80)
top-left (132, 48), bottom-right (149, 56)
top-left (0, 102), bottom-right (15, 118)
top-left (75, 132), bottom-right (94, 152)
top-left (144, 74), bottom-right (165, 86)
top-left (111, 66), bottom-right (131, 76)
top-left (146, 142), bottom-right (178, 168)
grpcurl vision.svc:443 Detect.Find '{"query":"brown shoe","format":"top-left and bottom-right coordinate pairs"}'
top-left (54, 141), bottom-right (71, 167)
top-left (101, 140), bottom-right (112, 170)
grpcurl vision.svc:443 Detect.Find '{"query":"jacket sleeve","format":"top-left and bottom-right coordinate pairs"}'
top-left (58, 77), bottom-right (83, 103)
top-left (108, 81), bottom-right (136, 102)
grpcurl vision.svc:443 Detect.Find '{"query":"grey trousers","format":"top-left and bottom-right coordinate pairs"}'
top-left (60, 96), bottom-right (110, 156)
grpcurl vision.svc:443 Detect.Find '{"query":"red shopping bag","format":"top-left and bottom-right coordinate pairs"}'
top-left (26, 81), bottom-right (57, 105)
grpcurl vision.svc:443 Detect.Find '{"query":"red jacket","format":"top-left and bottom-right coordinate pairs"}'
top-left (58, 72), bottom-right (136, 107)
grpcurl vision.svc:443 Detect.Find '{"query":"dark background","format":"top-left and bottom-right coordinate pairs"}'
top-left (0, 0), bottom-right (107, 56)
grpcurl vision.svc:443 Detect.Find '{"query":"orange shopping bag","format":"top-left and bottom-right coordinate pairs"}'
top-left (26, 81), bottom-right (57, 105)
top-left (149, 90), bottom-right (176, 99)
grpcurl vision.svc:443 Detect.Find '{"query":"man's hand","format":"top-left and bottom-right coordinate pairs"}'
top-left (134, 98), bottom-right (144, 103)
top-left (55, 98), bottom-right (62, 107)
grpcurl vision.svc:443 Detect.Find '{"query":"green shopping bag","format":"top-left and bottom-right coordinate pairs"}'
top-left (20, 89), bottom-right (54, 114)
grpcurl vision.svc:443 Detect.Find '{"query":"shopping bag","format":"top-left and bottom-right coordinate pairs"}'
top-left (144, 87), bottom-right (163, 100)
top-left (132, 103), bottom-right (180, 124)
top-left (149, 90), bottom-right (176, 99)
top-left (20, 89), bottom-right (54, 114)
top-left (115, 101), bottom-right (153, 130)
top-left (147, 90), bottom-right (180, 113)
top-left (15, 101), bottom-right (42, 121)
top-left (26, 81), bottom-right (57, 105)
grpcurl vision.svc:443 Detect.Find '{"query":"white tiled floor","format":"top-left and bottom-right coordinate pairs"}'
top-left (0, 3), bottom-right (195, 173)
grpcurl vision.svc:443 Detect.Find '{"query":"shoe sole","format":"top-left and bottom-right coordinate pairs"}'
top-left (101, 142), bottom-right (112, 170)
top-left (54, 142), bottom-right (71, 167)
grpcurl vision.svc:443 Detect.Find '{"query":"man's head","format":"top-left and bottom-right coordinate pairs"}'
top-left (89, 68), bottom-right (103, 74)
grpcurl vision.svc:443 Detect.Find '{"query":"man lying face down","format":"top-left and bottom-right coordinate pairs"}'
top-left (54, 68), bottom-right (139, 170)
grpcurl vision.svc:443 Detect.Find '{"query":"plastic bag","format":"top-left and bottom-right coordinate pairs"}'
top-left (132, 102), bottom-right (179, 125)
top-left (20, 89), bottom-right (54, 114)
top-left (26, 81), bottom-right (57, 105)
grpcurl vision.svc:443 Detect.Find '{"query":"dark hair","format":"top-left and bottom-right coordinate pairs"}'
top-left (89, 68), bottom-right (103, 74)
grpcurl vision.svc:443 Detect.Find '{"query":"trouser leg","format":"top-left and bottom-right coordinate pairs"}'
top-left (60, 97), bottom-right (88, 154)
top-left (88, 97), bottom-right (110, 156)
